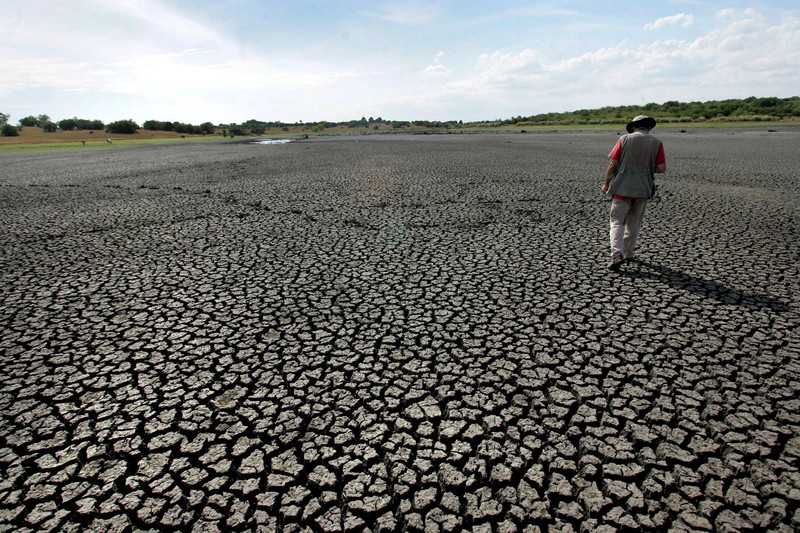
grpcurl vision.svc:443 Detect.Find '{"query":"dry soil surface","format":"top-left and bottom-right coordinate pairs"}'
top-left (1, 130), bottom-right (799, 531)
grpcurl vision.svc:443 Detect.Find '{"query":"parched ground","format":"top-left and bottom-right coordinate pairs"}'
top-left (0, 130), bottom-right (798, 532)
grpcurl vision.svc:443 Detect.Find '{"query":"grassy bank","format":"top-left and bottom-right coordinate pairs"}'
top-left (0, 127), bottom-right (229, 154)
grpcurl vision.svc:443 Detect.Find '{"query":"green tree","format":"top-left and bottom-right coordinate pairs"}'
top-left (106, 119), bottom-right (139, 134)
top-left (0, 112), bottom-right (8, 126)
top-left (18, 115), bottom-right (39, 127)
top-left (42, 122), bottom-right (58, 132)
top-left (37, 114), bottom-right (50, 124)
top-left (175, 122), bottom-right (204, 134)
top-left (75, 119), bottom-right (104, 130)
top-left (757, 97), bottom-right (778, 108)
top-left (58, 118), bottom-right (78, 131)
top-left (200, 122), bottom-right (215, 134)
top-left (2, 124), bottom-right (20, 136)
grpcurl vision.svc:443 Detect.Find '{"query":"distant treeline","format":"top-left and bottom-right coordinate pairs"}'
top-left (2, 96), bottom-right (797, 138)
top-left (225, 117), bottom-right (465, 133)
top-left (143, 120), bottom-right (215, 135)
top-left (15, 114), bottom-right (105, 132)
top-left (219, 97), bottom-right (799, 133)
top-left (1, 114), bottom-right (147, 135)
top-left (492, 96), bottom-right (800, 127)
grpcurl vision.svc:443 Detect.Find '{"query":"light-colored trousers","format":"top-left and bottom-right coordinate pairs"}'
top-left (609, 197), bottom-right (647, 260)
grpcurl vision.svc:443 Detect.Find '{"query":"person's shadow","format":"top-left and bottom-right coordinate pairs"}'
top-left (620, 260), bottom-right (791, 313)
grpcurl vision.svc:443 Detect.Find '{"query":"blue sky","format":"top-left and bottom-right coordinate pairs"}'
top-left (1, 1), bottom-right (798, 125)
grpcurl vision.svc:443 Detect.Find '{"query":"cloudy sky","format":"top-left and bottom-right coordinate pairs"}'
top-left (1, 1), bottom-right (798, 125)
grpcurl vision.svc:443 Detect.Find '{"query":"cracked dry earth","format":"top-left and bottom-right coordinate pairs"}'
top-left (0, 130), bottom-right (798, 532)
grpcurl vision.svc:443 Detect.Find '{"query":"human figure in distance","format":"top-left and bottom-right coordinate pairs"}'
top-left (602, 115), bottom-right (666, 271)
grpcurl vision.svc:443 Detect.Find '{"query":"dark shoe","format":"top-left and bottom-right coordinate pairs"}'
top-left (624, 256), bottom-right (636, 264)
top-left (608, 257), bottom-right (624, 271)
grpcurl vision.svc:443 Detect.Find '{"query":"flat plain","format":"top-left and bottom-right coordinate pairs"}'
top-left (1, 129), bottom-right (798, 531)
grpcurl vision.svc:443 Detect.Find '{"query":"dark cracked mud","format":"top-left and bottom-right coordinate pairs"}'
top-left (0, 130), bottom-right (798, 532)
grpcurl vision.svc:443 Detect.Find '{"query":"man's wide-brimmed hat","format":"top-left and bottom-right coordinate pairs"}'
top-left (626, 115), bottom-right (657, 133)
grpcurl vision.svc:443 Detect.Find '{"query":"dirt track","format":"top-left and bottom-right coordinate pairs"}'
top-left (1, 130), bottom-right (799, 531)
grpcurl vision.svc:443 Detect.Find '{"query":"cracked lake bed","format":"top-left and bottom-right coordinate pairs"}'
top-left (1, 130), bottom-right (799, 531)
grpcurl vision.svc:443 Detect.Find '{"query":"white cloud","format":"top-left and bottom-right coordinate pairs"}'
top-left (1, 2), bottom-right (797, 123)
top-left (424, 9), bottom-right (800, 118)
top-left (477, 49), bottom-right (541, 78)
top-left (424, 51), bottom-right (452, 75)
top-left (644, 13), bottom-right (694, 30)
top-left (0, 1), bottom-right (361, 101)
top-left (424, 64), bottom-right (452, 75)
top-left (99, 0), bottom-right (228, 45)
top-left (715, 9), bottom-right (736, 19)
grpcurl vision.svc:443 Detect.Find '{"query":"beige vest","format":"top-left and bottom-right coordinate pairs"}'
top-left (608, 131), bottom-right (662, 199)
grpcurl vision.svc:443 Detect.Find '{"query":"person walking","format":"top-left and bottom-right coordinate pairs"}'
top-left (602, 115), bottom-right (666, 271)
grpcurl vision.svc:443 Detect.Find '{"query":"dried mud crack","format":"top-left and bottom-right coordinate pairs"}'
top-left (1, 131), bottom-right (799, 532)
